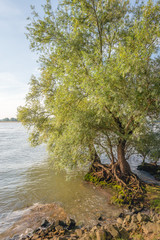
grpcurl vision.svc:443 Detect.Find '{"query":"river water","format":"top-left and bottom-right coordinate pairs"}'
top-left (0, 122), bottom-right (159, 238)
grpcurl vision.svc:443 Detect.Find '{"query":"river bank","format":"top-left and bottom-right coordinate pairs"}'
top-left (0, 191), bottom-right (124, 239)
top-left (1, 182), bottom-right (159, 240)
top-left (6, 205), bottom-right (160, 240)
top-left (138, 163), bottom-right (160, 181)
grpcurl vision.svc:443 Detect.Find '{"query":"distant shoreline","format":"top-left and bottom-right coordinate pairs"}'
top-left (0, 121), bottom-right (19, 123)
top-left (0, 118), bottom-right (18, 122)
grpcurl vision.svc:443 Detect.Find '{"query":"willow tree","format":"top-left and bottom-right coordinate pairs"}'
top-left (18, 0), bottom-right (160, 194)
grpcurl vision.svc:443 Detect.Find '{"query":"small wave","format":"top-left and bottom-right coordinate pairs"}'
top-left (0, 202), bottom-right (67, 239)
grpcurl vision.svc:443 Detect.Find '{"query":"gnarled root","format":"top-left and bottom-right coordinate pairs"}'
top-left (86, 162), bottom-right (146, 206)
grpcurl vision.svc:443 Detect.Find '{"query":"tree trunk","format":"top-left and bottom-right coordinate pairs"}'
top-left (89, 144), bottom-right (101, 164)
top-left (93, 150), bottom-right (101, 163)
top-left (117, 139), bottom-right (131, 175)
top-left (142, 155), bottom-right (146, 164)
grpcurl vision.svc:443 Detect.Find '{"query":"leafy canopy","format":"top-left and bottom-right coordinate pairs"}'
top-left (18, 0), bottom-right (160, 169)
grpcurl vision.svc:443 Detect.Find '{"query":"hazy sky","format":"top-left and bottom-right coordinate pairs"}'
top-left (0, 0), bottom-right (158, 119)
top-left (0, 0), bottom-right (58, 118)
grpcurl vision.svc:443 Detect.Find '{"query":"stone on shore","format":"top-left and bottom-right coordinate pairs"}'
top-left (9, 209), bottom-right (160, 240)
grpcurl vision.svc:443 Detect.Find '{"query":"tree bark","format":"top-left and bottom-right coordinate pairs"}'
top-left (89, 144), bottom-right (101, 164)
top-left (117, 139), bottom-right (131, 175)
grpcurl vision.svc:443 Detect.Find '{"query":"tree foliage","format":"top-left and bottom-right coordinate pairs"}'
top-left (134, 123), bottom-right (160, 163)
top-left (18, 0), bottom-right (160, 174)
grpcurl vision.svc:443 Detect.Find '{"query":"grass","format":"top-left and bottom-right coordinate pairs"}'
top-left (146, 184), bottom-right (160, 211)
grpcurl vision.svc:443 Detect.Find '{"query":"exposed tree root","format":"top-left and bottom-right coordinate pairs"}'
top-left (86, 162), bottom-right (146, 206)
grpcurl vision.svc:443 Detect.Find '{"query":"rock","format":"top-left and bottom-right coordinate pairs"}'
top-left (96, 230), bottom-right (107, 240)
top-left (70, 233), bottom-right (78, 238)
top-left (10, 235), bottom-right (20, 240)
top-left (36, 229), bottom-right (42, 236)
top-left (152, 214), bottom-right (159, 222)
top-left (131, 208), bottom-right (136, 213)
top-left (90, 226), bottom-right (99, 232)
top-left (59, 220), bottom-right (67, 227)
top-left (119, 228), bottom-right (130, 240)
top-left (127, 222), bottom-right (138, 232)
top-left (122, 215), bottom-right (131, 227)
top-left (11, 211), bottom-right (160, 240)
top-left (55, 225), bottom-right (64, 231)
top-left (19, 234), bottom-right (26, 240)
top-left (41, 219), bottom-right (50, 228)
top-left (32, 234), bottom-right (41, 239)
top-left (117, 217), bottom-right (123, 225)
top-left (137, 213), bottom-right (143, 222)
top-left (89, 231), bottom-right (96, 239)
top-left (142, 221), bottom-right (160, 235)
top-left (95, 212), bottom-right (105, 221)
top-left (98, 216), bottom-right (105, 221)
top-left (55, 220), bottom-right (66, 227)
top-left (131, 214), bottom-right (138, 224)
top-left (142, 222), bottom-right (155, 234)
top-left (96, 223), bottom-right (101, 227)
top-left (48, 223), bottom-right (56, 231)
top-left (33, 228), bottom-right (41, 234)
top-left (106, 225), bottom-right (120, 238)
top-left (75, 229), bottom-right (83, 237)
top-left (157, 222), bottom-right (160, 232)
top-left (25, 228), bottom-right (33, 235)
top-left (80, 233), bottom-right (91, 240)
top-left (66, 218), bottom-right (76, 229)
top-left (57, 237), bottom-right (68, 240)
top-left (47, 232), bottom-right (55, 238)
top-left (131, 207), bottom-right (143, 214)
top-left (137, 213), bottom-right (150, 223)
top-left (118, 212), bottom-right (125, 218)
top-left (124, 215), bottom-right (131, 223)
top-left (81, 226), bottom-right (89, 233)
top-left (77, 221), bottom-right (85, 228)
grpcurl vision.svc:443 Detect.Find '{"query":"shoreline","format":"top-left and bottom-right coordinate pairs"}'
top-left (1, 182), bottom-right (160, 240)
top-left (3, 203), bottom-right (160, 240)
top-left (0, 121), bottom-right (19, 123)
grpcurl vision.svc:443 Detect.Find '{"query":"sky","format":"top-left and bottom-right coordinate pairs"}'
top-left (0, 0), bottom-right (58, 119)
top-left (0, 0), bottom-right (158, 119)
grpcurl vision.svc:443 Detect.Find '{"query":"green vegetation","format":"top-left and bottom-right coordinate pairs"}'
top-left (0, 118), bottom-right (18, 122)
top-left (134, 125), bottom-right (160, 164)
top-left (146, 185), bottom-right (160, 211)
top-left (18, 0), bottom-right (160, 203)
top-left (85, 172), bottom-right (146, 206)
top-left (150, 198), bottom-right (160, 210)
